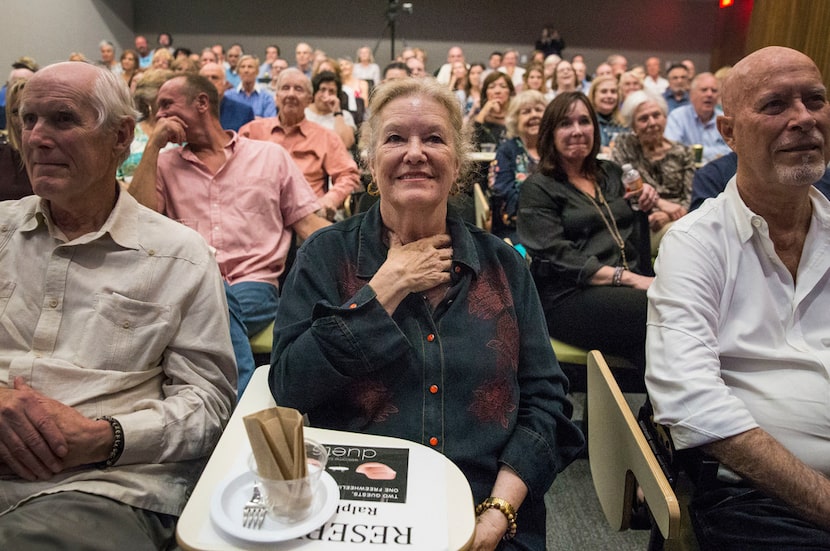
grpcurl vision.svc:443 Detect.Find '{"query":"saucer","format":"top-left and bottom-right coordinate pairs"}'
top-left (211, 469), bottom-right (339, 543)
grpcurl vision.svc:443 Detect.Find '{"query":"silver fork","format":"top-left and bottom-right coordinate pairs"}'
top-left (242, 484), bottom-right (267, 529)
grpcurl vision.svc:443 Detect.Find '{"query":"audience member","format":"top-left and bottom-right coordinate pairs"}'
top-left (135, 35), bottom-right (154, 68)
top-left (0, 61), bottom-right (235, 550)
top-left (151, 48), bottom-right (173, 70)
top-left (607, 54), bottom-right (628, 78)
top-left (119, 49), bottom-right (140, 88)
top-left (224, 44), bottom-right (243, 87)
top-left (594, 62), bottom-right (613, 80)
top-left (618, 70), bottom-right (644, 103)
top-left (523, 63), bottom-right (552, 101)
top-left (499, 49), bottom-right (525, 91)
top-left (518, 92), bottom-right (658, 369)
top-left (483, 50), bottom-right (502, 79)
top-left (127, 73), bottom-right (330, 392)
top-left (535, 24), bottom-right (565, 58)
top-left (170, 56), bottom-right (199, 75)
top-left (157, 32), bottom-right (173, 53)
top-left (435, 46), bottom-right (466, 84)
top-left (646, 46), bottom-right (830, 549)
top-left (550, 59), bottom-right (578, 98)
top-left (211, 43), bottom-right (226, 69)
top-left (405, 56), bottom-right (427, 78)
top-left (588, 75), bottom-right (627, 153)
top-left (0, 79), bottom-right (33, 200)
top-left (199, 47), bottom-right (218, 68)
top-left (642, 56), bottom-right (668, 94)
top-left (471, 71), bottom-right (515, 149)
top-left (294, 42), bottom-right (314, 78)
top-left (381, 61), bottom-right (410, 82)
top-left (240, 68), bottom-right (361, 218)
top-left (258, 44), bottom-right (280, 81)
top-left (270, 77), bottom-right (584, 550)
top-left (97, 40), bottom-right (120, 74)
top-left (304, 71), bottom-right (357, 149)
top-left (492, 90), bottom-right (545, 241)
top-left (458, 62), bottom-right (485, 120)
top-left (199, 62), bottom-right (255, 132)
top-left (664, 72), bottom-right (731, 164)
top-left (614, 90), bottom-right (695, 251)
top-left (0, 57), bottom-right (38, 131)
top-left (225, 54), bottom-right (276, 118)
top-left (338, 57), bottom-right (369, 110)
top-left (117, 69), bottom-right (176, 184)
top-left (268, 58), bottom-right (289, 91)
top-left (680, 58), bottom-right (696, 79)
top-left (663, 63), bottom-right (691, 112)
top-left (572, 59), bottom-right (591, 94)
top-left (353, 46), bottom-right (381, 85)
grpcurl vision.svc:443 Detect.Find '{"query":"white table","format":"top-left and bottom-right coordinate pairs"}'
top-left (177, 366), bottom-right (476, 550)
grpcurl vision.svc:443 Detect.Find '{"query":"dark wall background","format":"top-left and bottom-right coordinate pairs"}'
top-left (133, 0), bottom-right (724, 71)
top-left (1, 0), bottom-right (729, 76)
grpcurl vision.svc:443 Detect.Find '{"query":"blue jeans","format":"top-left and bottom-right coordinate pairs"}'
top-left (225, 281), bottom-right (279, 396)
top-left (691, 485), bottom-right (830, 550)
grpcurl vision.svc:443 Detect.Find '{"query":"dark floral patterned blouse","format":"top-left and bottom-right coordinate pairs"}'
top-left (612, 133), bottom-right (695, 208)
top-left (270, 203), bottom-right (584, 549)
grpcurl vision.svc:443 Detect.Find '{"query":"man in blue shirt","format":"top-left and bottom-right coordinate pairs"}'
top-left (664, 72), bottom-right (731, 164)
top-left (199, 62), bottom-right (254, 132)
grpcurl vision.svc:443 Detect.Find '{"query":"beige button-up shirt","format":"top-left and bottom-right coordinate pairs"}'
top-left (0, 191), bottom-right (237, 516)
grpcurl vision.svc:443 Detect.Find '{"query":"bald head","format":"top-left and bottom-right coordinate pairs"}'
top-left (199, 62), bottom-right (227, 97)
top-left (722, 47), bottom-right (820, 116)
top-left (716, 46), bottom-right (830, 190)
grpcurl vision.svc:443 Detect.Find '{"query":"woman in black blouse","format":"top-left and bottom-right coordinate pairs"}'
top-left (517, 92), bottom-right (658, 368)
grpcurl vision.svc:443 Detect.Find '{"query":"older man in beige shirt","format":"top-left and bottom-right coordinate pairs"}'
top-left (0, 62), bottom-right (235, 549)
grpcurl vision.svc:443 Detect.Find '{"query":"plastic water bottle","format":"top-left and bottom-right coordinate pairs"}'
top-left (621, 163), bottom-right (643, 211)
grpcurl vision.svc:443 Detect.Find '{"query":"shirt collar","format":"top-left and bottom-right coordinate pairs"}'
top-left (22, 187), bottom-right (141, 250)
top-left (270, 116), bottom-right (311, 138)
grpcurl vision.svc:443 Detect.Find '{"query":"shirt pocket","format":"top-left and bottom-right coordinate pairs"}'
top-left (75, 292), bottom-right (174, 372)
top-left (235, 178), bottom-right (275, 215)
top-left (0, 281), bottom-right (16, 319)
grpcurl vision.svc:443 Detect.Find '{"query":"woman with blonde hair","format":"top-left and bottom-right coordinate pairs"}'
top-left (588, 75), bottom-right (627, 153)
top-left (117, 70), bottom-right (176, 184)
top-left (271, 77), bottom-right (584, 550)
top-left (353, 45), bottom-right (381, 85)
top-left (492, 90), bottom-right (546, 240)
top-left (151, 48), bottom-right (173, 70)
top-left (618, 70), bottom-right (644, 103)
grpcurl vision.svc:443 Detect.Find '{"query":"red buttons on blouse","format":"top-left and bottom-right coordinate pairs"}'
top-left (454, 266), bottom-right (461, 273)
top-left (429, 384), bottom-right (439, 394)
top-left (429, 437), bottom-right (439, 446)
top-left (427, 333), bottom-right (435, 342)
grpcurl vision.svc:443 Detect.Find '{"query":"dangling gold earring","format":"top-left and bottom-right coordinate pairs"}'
top-left (366, 181), bottom-right (380, 197)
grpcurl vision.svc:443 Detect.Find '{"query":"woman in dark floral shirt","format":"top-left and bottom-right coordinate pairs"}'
top-left (271, 78), bottom-right (583, 550)
top-left (614, 90), bottom-right (695, 252)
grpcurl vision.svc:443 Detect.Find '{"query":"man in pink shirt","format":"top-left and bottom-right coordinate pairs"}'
top-left (127, 73), bottom-right (329, 393)
top-left (239, 68), bottom-right (360, 220)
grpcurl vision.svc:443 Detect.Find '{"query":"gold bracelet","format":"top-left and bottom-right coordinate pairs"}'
top-left (475, 496), bottom-right (517, 540)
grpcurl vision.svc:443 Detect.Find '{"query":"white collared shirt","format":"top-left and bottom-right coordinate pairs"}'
top-left (646, 178), bottom-right (830, 477)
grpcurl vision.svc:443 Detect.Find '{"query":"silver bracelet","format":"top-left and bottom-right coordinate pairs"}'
top-left (612, 266), bottom-right (624, 287)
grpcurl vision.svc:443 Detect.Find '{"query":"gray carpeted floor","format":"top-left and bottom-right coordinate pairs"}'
top-left (544, 392), bottom-right (651, 550)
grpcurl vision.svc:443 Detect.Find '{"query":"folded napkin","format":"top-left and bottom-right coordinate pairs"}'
top-left (244, 407), bottom-right (307, 480)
